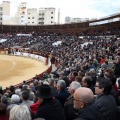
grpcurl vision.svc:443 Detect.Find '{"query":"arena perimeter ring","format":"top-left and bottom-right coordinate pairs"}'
top-left (0, 55), bottom-right (49, 89)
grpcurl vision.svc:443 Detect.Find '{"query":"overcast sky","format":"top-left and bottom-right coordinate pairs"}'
top-left (1, 0), bottom-right (120, 23)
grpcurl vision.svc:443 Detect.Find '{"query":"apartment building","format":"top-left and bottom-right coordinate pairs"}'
top-left (38, 8), bottom-right (55, 25)
top-left (0, 5), bottom-right (2, 25)
top-left (0, 1), bottom-right (19, 25)
top-left (0, 1), bottom-right (56, 25)
top-left (19, 2), bottom-right (27, 25)
top-left (27, 8), bottom-right (38, 25)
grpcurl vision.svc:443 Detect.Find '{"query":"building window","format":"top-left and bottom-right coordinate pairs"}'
top-left (51, 21), bottom-right (53, 23)
top-left (51, 16), bottom-right (53, 19)
top-left (38, 18), bottom-right (44, 20)
top-left (32, 22), bottom-right (34, 23)
top-left (51, 12), bottom-right (53, 14)
top-left (0, 7), bottom-right (2, 11)
top-left (32, 17), bottom-right (34, 19)
top-left (42, 13), bottom-right (44, 16)
top-left (21, 16), bottom-right (24, 18)
top-left (0, 18), bottom-right (2, 20)
top-left (28, 13), bottom-right (30, 14)
top-left (28, 22), bottom-right (30, 23)
top-left (38, 22), bottom-right (44, 24)
top-left (28, 17), bottom-right (30, 19)
top-left (21, 20), bottom-right (24, 22)
top-left (39, 14), bottom-right (41, 16)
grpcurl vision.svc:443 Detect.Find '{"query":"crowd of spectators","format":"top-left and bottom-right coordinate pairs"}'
top-left (0, 28), bottom-right (120, 120)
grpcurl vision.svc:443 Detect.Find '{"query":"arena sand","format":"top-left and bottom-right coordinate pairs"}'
top-left (0, 55), bottom-right (48, 89)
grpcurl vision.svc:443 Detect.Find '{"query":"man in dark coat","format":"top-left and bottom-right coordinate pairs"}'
top-left (73, 87), bottom-right (104, 120)
top-left (55, 80), bottom-right (70, 107)
top-left (114, 57), bottom-right (120, 78)
top-left (94, 78), bottom-right (118, 120)
top-left (35, 84), bottom-right (65, 120)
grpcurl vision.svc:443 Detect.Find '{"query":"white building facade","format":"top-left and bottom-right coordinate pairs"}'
top-left (0, 1), bottom-right (56, 25)
top-left (27, 8), bottom-right (38, 25)
top-left (19, 2), bottom-right (27, 25)
top-left (38, 8), bottom-right (55, 25)
top-left (0, 1), bottom-right (19, 25)
top-left (0, 5), bottom-right (2, 25)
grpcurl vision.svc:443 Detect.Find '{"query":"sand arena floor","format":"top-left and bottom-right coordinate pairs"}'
top-left (0, 55), bottom-right (48, 89)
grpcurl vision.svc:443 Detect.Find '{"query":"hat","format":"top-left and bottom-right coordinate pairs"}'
top-left (36, 84), bottom-right (55, 98)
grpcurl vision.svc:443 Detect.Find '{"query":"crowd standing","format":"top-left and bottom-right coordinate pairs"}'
top-left (0, 28), bottom-right (120, 120)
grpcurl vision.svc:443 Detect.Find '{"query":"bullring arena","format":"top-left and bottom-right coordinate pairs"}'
top-left (0, 54), bottom-right (49, 89)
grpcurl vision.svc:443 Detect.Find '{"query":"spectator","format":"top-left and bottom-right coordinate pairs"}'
top-left (7, 94), bottom-right (21, 114)
top-left (64, 81), bottom-right (81, 120)
top-left (20, 90), bottom-right (34, 109)
top-left (0, 103), bottom-right (9, 120)
top-left (73, 87), bottom-right (104, 120)
top-left (114, 57), bottom-right (120, 78)
top-left (55, 80), bottom-right (70, 107)
top-left (95, 78), bottom-right (118, 120)
top-left (82, 76), bottom-right (95, 94)
top-left (9, 105), bottom-right (32, 120)
top-left (35, 84), bottom-right (66, 120)
top-left (75, 76), bottom-right (82, 85)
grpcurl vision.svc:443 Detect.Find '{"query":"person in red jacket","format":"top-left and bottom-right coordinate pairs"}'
top-left (30, 100), bottom-right (41, 114)
top-left (100, 56), bottom-right (105, 64)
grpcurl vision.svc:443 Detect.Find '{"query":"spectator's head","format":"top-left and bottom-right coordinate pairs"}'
top-left (72, 71), bottom-right (78, 78)
top-left (116, 56), bottom-right (120, 64)
top-left (75, 76), bottom-right (82, 84)
top-left (95, 77), bottom-right (112, 95)
top-left (101, 63), bottom-right (107, 70)
top-left (4, 92), bottom-right (10, 97)
top-left (57, 80), bottom-right (66, 91)
top-left (1, 95), bottom-right (8, 104)
top-left (68, 81), bottom-right (81, 95)
top-left (15, 88), bottom-right (21, 96)
top-left (11, 94), bottom-right (20, 103)
top-left (21, 90), bottom-right (29, 101)
top-left (82, 76), bottom-right (92, 87)
top-left (9, 85), bottom-right (15, 93)
top-left (0, 103), bottom-right (7, 115)
top-left (73, 87), bottom-right (94, 110)
top-left (89, 68), bottom-right (95, 75)
top-left (9, 105), bottom-right (31, 120)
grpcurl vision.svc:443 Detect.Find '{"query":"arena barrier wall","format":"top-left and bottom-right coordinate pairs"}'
top-left (0, 51), bottom-right (52, 89)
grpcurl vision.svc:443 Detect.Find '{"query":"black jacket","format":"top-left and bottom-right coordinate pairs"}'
top-left (35, 98), bottom-right (65, 120)
top-left (74, 101), bottom-right (104, 120)
top-left (114, 63), bottom-right (120, 78)
top-left (95, 94), bottom-right (118, 120)
top-left (55, 89), bottom-right (70, 107)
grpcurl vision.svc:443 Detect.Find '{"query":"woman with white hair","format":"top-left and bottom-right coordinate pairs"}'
top-left (7, 94), bottom-right (20, 114)
top-left (9, 105), bottom-right (32, 120)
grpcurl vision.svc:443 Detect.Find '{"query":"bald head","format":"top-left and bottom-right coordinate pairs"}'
top-left (74, 87), bottom-right (94, 105)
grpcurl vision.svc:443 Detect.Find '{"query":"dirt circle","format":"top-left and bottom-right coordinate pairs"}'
top-left (0, 55), bottom-right (48, 89)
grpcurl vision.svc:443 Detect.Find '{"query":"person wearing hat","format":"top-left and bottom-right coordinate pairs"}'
top-left (34, 84), bottom-right (65, 120)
